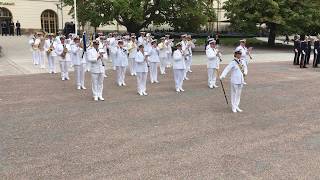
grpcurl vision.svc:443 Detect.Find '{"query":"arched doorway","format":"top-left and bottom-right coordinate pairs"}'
top-left (41, 10), bottom-right (58, 34)
top-left (0, 7), bottom-right (13, 34)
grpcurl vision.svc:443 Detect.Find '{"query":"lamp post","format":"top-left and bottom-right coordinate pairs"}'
top-left (74, 0), bottom-right (78, 35)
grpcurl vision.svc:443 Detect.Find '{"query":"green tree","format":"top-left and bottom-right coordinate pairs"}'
top-left (64, 0), bottom-right (215, 33)
top-left (224, 0), bottom-right (320, 45)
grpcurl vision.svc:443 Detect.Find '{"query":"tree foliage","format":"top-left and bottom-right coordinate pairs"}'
top-left (224, 0), bottom-right (320, 45)
top-left (63, 0), bottom-right (215, 33)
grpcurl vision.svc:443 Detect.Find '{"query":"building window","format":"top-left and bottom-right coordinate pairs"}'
top-left (41, 10), bottom-right (58, 34)
top-left (0, 7), bottom-right (12, 21)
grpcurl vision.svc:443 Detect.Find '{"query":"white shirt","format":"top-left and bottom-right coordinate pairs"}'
top-left (220, 58), bottom-right (248, 85)
top-left (55, 43), bottom-right (71, 61)
top-left (158, 42), bottom-right (167, 58)
top-left (127, 41), bottom-right (137, 58)
top-left (114, 47), bottom-right (128, 67)
top-left (148, 47), bottom-right (160, 63)
top-left (206, 47), bottom-right (220, 69)
top-left (44, 39), bottom-right (57, 56)
top-left (87, 47), bottom-right (104, 74)
top-left (135, 51), bottom-right (148, 73)
top-left (235, 45), bottom-right (248, 61)
top-left (70, 43), bottom-right (85, 65)
top-left (172, 49), bottom-right (186, 70)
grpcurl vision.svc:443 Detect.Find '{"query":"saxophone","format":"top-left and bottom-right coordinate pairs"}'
top-left (47, 40), bottom-right (54, 55)
top-left (61, 44), bottom-right (68, 59)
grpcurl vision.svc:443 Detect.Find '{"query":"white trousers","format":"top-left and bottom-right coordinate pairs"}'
top-left (39, 51), bottom-right (45, 68)
top-left (166, 53), bottom-right (172, 66)
top-left (32, 50), bottom-right (40, 65)
top-left (74, 64), bottom-right (86, 87)
top-left (60, 61), bottom-right (70, 79)
top-left (208, 68), bottom-right (217, 86)
top-left (116, 66), bottom-right (126, 84)
top-left (47, 55), bottom-right (56, 73)
top-left (173, 69), bottom-right (185, 89)
top-left (231, 83), bottom-right (243, 111)
top-left (128, 58), bottom-right (136, 75)
top-left (91, 73), bottom-right (104, 98)
top-left (160, 57), bottom-right (167, 74)
top-left (149, 62), bottom-right (158, 82)
top-left (184, 56), bottom-right (192, 78)
top-left (136, 72), bottom-right (148, 93)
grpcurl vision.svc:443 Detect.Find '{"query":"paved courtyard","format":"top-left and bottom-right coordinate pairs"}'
top-left (0, 36), bottom-right (293, 76)
top-left (1, 58), bottom-right (320, 179)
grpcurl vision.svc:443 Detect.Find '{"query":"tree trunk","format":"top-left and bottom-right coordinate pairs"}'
top-left (268, 23), bottom-right (277, 46)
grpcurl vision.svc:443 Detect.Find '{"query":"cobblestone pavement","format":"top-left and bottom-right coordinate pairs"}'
top-left (1, 61), bottom-right (320, 179)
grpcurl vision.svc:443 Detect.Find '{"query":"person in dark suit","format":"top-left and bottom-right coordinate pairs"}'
top-left (305, 36), bottom-right (312, 64)
top-left (16, 21), bottom-right (21, 36)
top-left (1, 21), bottom-right (8, 36)
top-left (313, 36), bottom-right (320, 68)
top-left (9, 21), bottom-right (14, 36)
top-left (300, 35), bottom-right (308, 68)
top-left (293, 36), bottom-right (300, 65)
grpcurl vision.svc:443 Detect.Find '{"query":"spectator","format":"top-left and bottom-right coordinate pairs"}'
top-left (1, 21), bottom-right (8, 36)
top-left (9, 21), bottom-right (14, 36)
top-left (16, 21), bottom-right (21, 36)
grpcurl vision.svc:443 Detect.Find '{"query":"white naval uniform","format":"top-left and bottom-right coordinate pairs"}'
top-left (135, 51), bottom-right (148, 94)
top-left (148, 47), bottom-right (160, 83)
top-left (220, 58), bottom-right (248, 112)
top-left (206, 47), bottom-right (220, 87)
top-left (99, 41), bottom-right (108, 76)
top-left (173, 49), bottom-right (186, 91)
top-left (44, 39), bottom-right (57, 73)
top-left (235, 45), bottom-right (249, 65)
top-left (182, 40), bottom-right (194, 78)
top-left (32, 38), bottom-right (41, 65)
top-left (55, 42), bottom-right (71, 80)
top-left (127, 41), bottom-right (137, 76)
top-left (38, 38), bottom-right (46, 69)
top-left (108, 37), bottom-right (117, 70)
top-left (114, 47), bottom-right (129, 86)
top-left (87, 47), bottom-right (105, 99)
top-left (165, 40), bottom-right (173, 67)
top-left (71, 43), bottom-right (86, 88)
top-left (158, 42), bottom-right (167, 74)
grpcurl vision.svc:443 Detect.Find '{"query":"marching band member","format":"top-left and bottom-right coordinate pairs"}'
top-left (44, 33), bottom-right (57, 73)
top-left (98, 36), bottom-right (109, 77)
top-left (148, 40), bottom-right (160, 83)
top-left (138, 32), bottom-right (146, 46)
top-left (87, 40), bottom-right (105, 101)
top-left (165, 35), bottom-right (173, 68)
top-left (32, 32), bottom-right (41, 66)
top-left (71, 36), bottom-right (86, 90)
top-left (235, 39), bottom-right (252, 84)
top-left (185, 35), bottom-right (195, 73)
top-left (127, 36), bottom-right (138, 76)
top-left (300, 35), bottom-right (308, 68)
top-left (144, 33), bottom-right (153, 53)
top-left (108, 33), bottom-right (117, 70)
top-left (114, 40), bottom-right (129, 86)
top-left (38, 33), bottom-right (46, 69)
top-left (181, 34), bottom-right (190, 80)
top-left (235, 39), bottom-right (252, 66)
top-left (55, 36), bottom-right (71, 81)
top-left (206, 40), bottom-right (220, 89)
top-left (158, 37), bottom-right (168, 75)
top-left (173, 42), bottom-right (186, 92)
top-left (135, 44), bottom-right (149, 96)
top-left (220, 50), bottom-right (248, 113)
